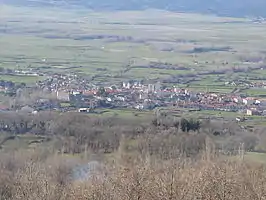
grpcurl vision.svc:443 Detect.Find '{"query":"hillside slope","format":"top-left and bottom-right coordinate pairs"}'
top-left (1, 0), bottom-right (266, 17)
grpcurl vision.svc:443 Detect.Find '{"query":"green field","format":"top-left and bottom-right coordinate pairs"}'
top-left (243, 152), bottom-right (266, 164)
top-left (89, 108), bottom-right (153, 121)
top-left (1, 5), bottom-right (266, 88)
top-left (0, 74), bottom-right (45, 84)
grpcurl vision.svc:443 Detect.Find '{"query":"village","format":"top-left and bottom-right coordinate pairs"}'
top-left (1, 70), bottom-right (266, 119)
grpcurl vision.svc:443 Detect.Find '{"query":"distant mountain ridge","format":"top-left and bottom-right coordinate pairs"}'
top-left (1, 0), bottom-right (266, 18)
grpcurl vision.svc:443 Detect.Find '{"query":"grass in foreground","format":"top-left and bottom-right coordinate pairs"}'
top-left (1, 148), bottom-right (266, 200)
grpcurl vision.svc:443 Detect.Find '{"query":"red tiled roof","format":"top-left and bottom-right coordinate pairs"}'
top-left (0, 105), bottom-right (8, 110)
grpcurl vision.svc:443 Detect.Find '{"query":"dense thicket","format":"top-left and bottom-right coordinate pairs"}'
top-left (0, 146), bottom-right (266, 200)
top-left (0, 111), bottom-right (262, 156)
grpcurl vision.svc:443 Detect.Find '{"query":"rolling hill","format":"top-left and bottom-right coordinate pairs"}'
top-left (1, 0), bottom-right (266, 18)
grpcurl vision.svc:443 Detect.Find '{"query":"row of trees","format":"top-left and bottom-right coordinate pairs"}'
top-left (0, 111), bottom-right (261, 156)
top-left (152, 115), bottom-right (200, 132)
top-left (180, 118), bottom-right (201, 132)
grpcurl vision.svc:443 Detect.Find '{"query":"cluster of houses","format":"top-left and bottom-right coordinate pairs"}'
top-left (2, 71), bottom-right (266, 116)
top-left (39, 77), bottom-right (266, 116)
top-left (36, 73), bottom-right (93, 92)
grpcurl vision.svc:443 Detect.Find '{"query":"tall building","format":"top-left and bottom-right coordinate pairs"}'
top-left (155, 82), bottom-right (161, 92)
top-left (126, 82), bottom-right (131, 89)
top-left (148, 84), bottom-right (155, 93)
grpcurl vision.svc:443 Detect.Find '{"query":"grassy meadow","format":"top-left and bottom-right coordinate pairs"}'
top-left (0, 5), bottom-right (266, 89)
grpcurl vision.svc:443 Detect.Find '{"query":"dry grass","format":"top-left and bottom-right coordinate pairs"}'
top-left (69, 157), bottom-right (266, 200)
top-left (1, 147), bottom-right (266, 200)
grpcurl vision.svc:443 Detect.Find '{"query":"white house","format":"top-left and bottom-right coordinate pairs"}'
top-left (78, 108), bottom-right (90, 113)
top-left (246, 109), bottom-right (253, 116)
top-left (243, 98), bottom-right (254, 105)
top-left (135, 104), bottom-right (144, 110)
top-left (233, 97), bottom-right (239, 103)
top-left (255, 99), bottom-right (261, 105)
top-left (57, 91), bottom-right (70, 101)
